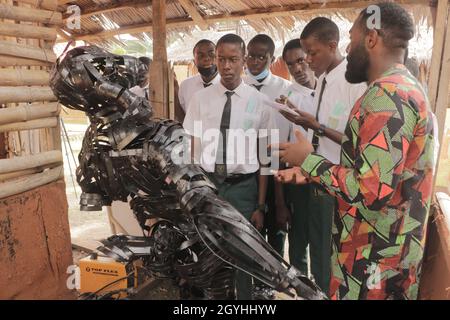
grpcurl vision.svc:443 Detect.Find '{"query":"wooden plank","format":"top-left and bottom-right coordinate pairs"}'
top-left (0, 4), bottom-right (62, 25)
top-left (0, 22), bottom-right (57, 41)
top-left (428, 0), bottom-right (449, 111)
top-left (0, 40), bottom-right (56, 63)
top-left (62, 0), bottom-right (429, 41)
top-left (149, 0), bottom-right (169, 118)
top-left (178, 0), bottom-right (208, 31)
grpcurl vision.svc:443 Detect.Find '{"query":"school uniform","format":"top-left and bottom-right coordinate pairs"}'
top-left (178, 73), bottom-right (220, 112)
top-left (183, 80), bottom-right (276, 300)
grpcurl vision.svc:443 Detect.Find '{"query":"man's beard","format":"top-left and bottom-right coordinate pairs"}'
top-left (345, 41), bottom-right (369, 84)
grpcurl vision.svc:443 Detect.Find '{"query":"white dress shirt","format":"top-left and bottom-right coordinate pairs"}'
top-left (178, 73), bottom-right (221, 112)
top-left (244, 72), bottom-right (292, 143)
top-left (183, 81), bottom-right (276, 174)
top-left (307, 59), bottom-right (367, 164)
top-left (283, 82), bottom-right (315, 141)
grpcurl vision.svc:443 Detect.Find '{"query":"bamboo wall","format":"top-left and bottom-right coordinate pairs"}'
top-left (0, 0), bottom-right (74, 299)
top-left (0, 0), bottom-right (63, 194)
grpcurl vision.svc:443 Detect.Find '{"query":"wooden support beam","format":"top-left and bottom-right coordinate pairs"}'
top-left (432, 5), bottom-right (450, 192)
top-left (0, 4), bottom-right (62, 25)
top-left (0, 40), bottom-right (56, 63)
top-left (62, 0), bottom-right (429, 42)
top-left (178, 0), bottom-right (208, 31)
top-left (0, 22), bottom-right (57, 41)
top-left (428, 0), bottom-right (449, 111)
top-left (18, 0), bottom-right (58, 11)
top-left (62, 0), bottom-right (151, 20)
top-left (149, 0), bottom-right (169, 118)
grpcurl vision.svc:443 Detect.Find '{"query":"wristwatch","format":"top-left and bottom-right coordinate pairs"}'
top-left (256, 204), bottom-right (266, 213)
top-left (315, 123), bottom-right (327, 137)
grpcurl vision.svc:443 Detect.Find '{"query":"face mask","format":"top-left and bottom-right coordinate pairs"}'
top-left (197, 65), bottom-right (218, 78)
top-left (246, 68), bottom-right (270, 81)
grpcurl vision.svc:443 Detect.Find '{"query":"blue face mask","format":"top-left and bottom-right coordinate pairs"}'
top-left (246, 68), bottom-right (270, 81)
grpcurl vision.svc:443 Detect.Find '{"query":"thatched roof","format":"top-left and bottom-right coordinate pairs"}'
top-left (57, 0), bottom-right (432, 49)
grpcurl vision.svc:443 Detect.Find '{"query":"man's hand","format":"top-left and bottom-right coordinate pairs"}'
top-left (271, 130), bottom-right (314, 167)
top-left (273, 167), bottom-right (308, 185)
top-left (276, 97), bottom-right (319, 131)
top-left (250, 209), bottom-right (264, 231)
top-left (276, 204), bottom-right (291, 232)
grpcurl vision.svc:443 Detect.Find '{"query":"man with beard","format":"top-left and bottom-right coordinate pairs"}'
top-left (273, 2), bottom-right (434, 299)
top-left (278, 17), bottom-right (366, 295)
top-left (178, 39), bottom-right (220, 117)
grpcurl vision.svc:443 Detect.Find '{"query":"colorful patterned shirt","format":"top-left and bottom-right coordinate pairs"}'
top-left (301, 64), bottom-right (435, 300)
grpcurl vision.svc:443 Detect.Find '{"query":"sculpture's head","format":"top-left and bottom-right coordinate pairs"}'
top-left (50, 45), bottom-right (152, 123)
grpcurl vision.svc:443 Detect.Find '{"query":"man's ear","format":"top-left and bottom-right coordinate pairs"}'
top-left (270, 56), bottom-right (275, 64)
top-left (366, 29), bottom-right (378, 50)
top-left (328, 40), bottom-right (338, 53)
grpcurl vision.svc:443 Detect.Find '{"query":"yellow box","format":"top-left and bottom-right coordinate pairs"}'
top-left (79, 255), bottom-right (130, 297)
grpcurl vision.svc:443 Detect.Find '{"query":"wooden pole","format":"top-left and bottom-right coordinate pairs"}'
top-left (0, 40), bottom-right (56, 63)
top-left (0, 150), bottom-right (62, 174)
top-left (0, 4), bottom-right (62, 25)
top-left (428, 0), bottom-right (449, 111)
top-left (432, 6), bottom-right (450, 192)
top-left (0, 69), bottom-right (50, 86)
top-left (0, 55), bottom-right (52, 67)
top-left (0, 117), bottom-right (58, 133)
top-left (0, 102), bottom-right (59, 125)
top-left (0, 22), bottom-right (57, 41)
top-left (0, 86), bottom-right (56, 104)
top-left (0, 165), bottom-right (64, 199)
top-left (18, 0), bottom-right (58, 11)
top-left (149, 0), bottom-right (169, 118)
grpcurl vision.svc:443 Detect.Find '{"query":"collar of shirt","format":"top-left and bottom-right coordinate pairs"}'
top-left (196, 72), bottom-right (220, 86)
top-left (244, 70), bottom-right (273, 87)
top-left (216, 79), bottom-right (247, 98)
top-left (323, 58), bottom-right (347, 85)
top-left (289, 82), bottom-right (315, 97)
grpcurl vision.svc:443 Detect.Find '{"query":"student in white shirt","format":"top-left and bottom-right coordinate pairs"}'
top-left (243, 36), bottom-right (291, 285)
top-left (130, 56), bottom-right (151, 100)
top-left (272, 39), bottom-right (316, 278)
top-left (183, 34), bottom-right (275, 300)
top-left (278, 18), bottom-right (367, 294)
top-left (177, 39), bottom-right (221, 120)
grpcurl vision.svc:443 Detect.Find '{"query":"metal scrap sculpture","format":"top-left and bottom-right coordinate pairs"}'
top-left (50, 46), bottom-right (326, 300)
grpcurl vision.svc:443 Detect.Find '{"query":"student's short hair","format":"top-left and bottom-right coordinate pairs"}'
top-left (358, 2), bottom-right (414, 50)
top-left (282, 39), bottom-right (303, 61)
top-left (300, 17), bottom-right (340, 44)
top-left (216, 33), bottom-right (246, 56)
top-left (248, 34), bottom-right (275, 57)
top-left (193, 39), bottom-right (215, 55)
